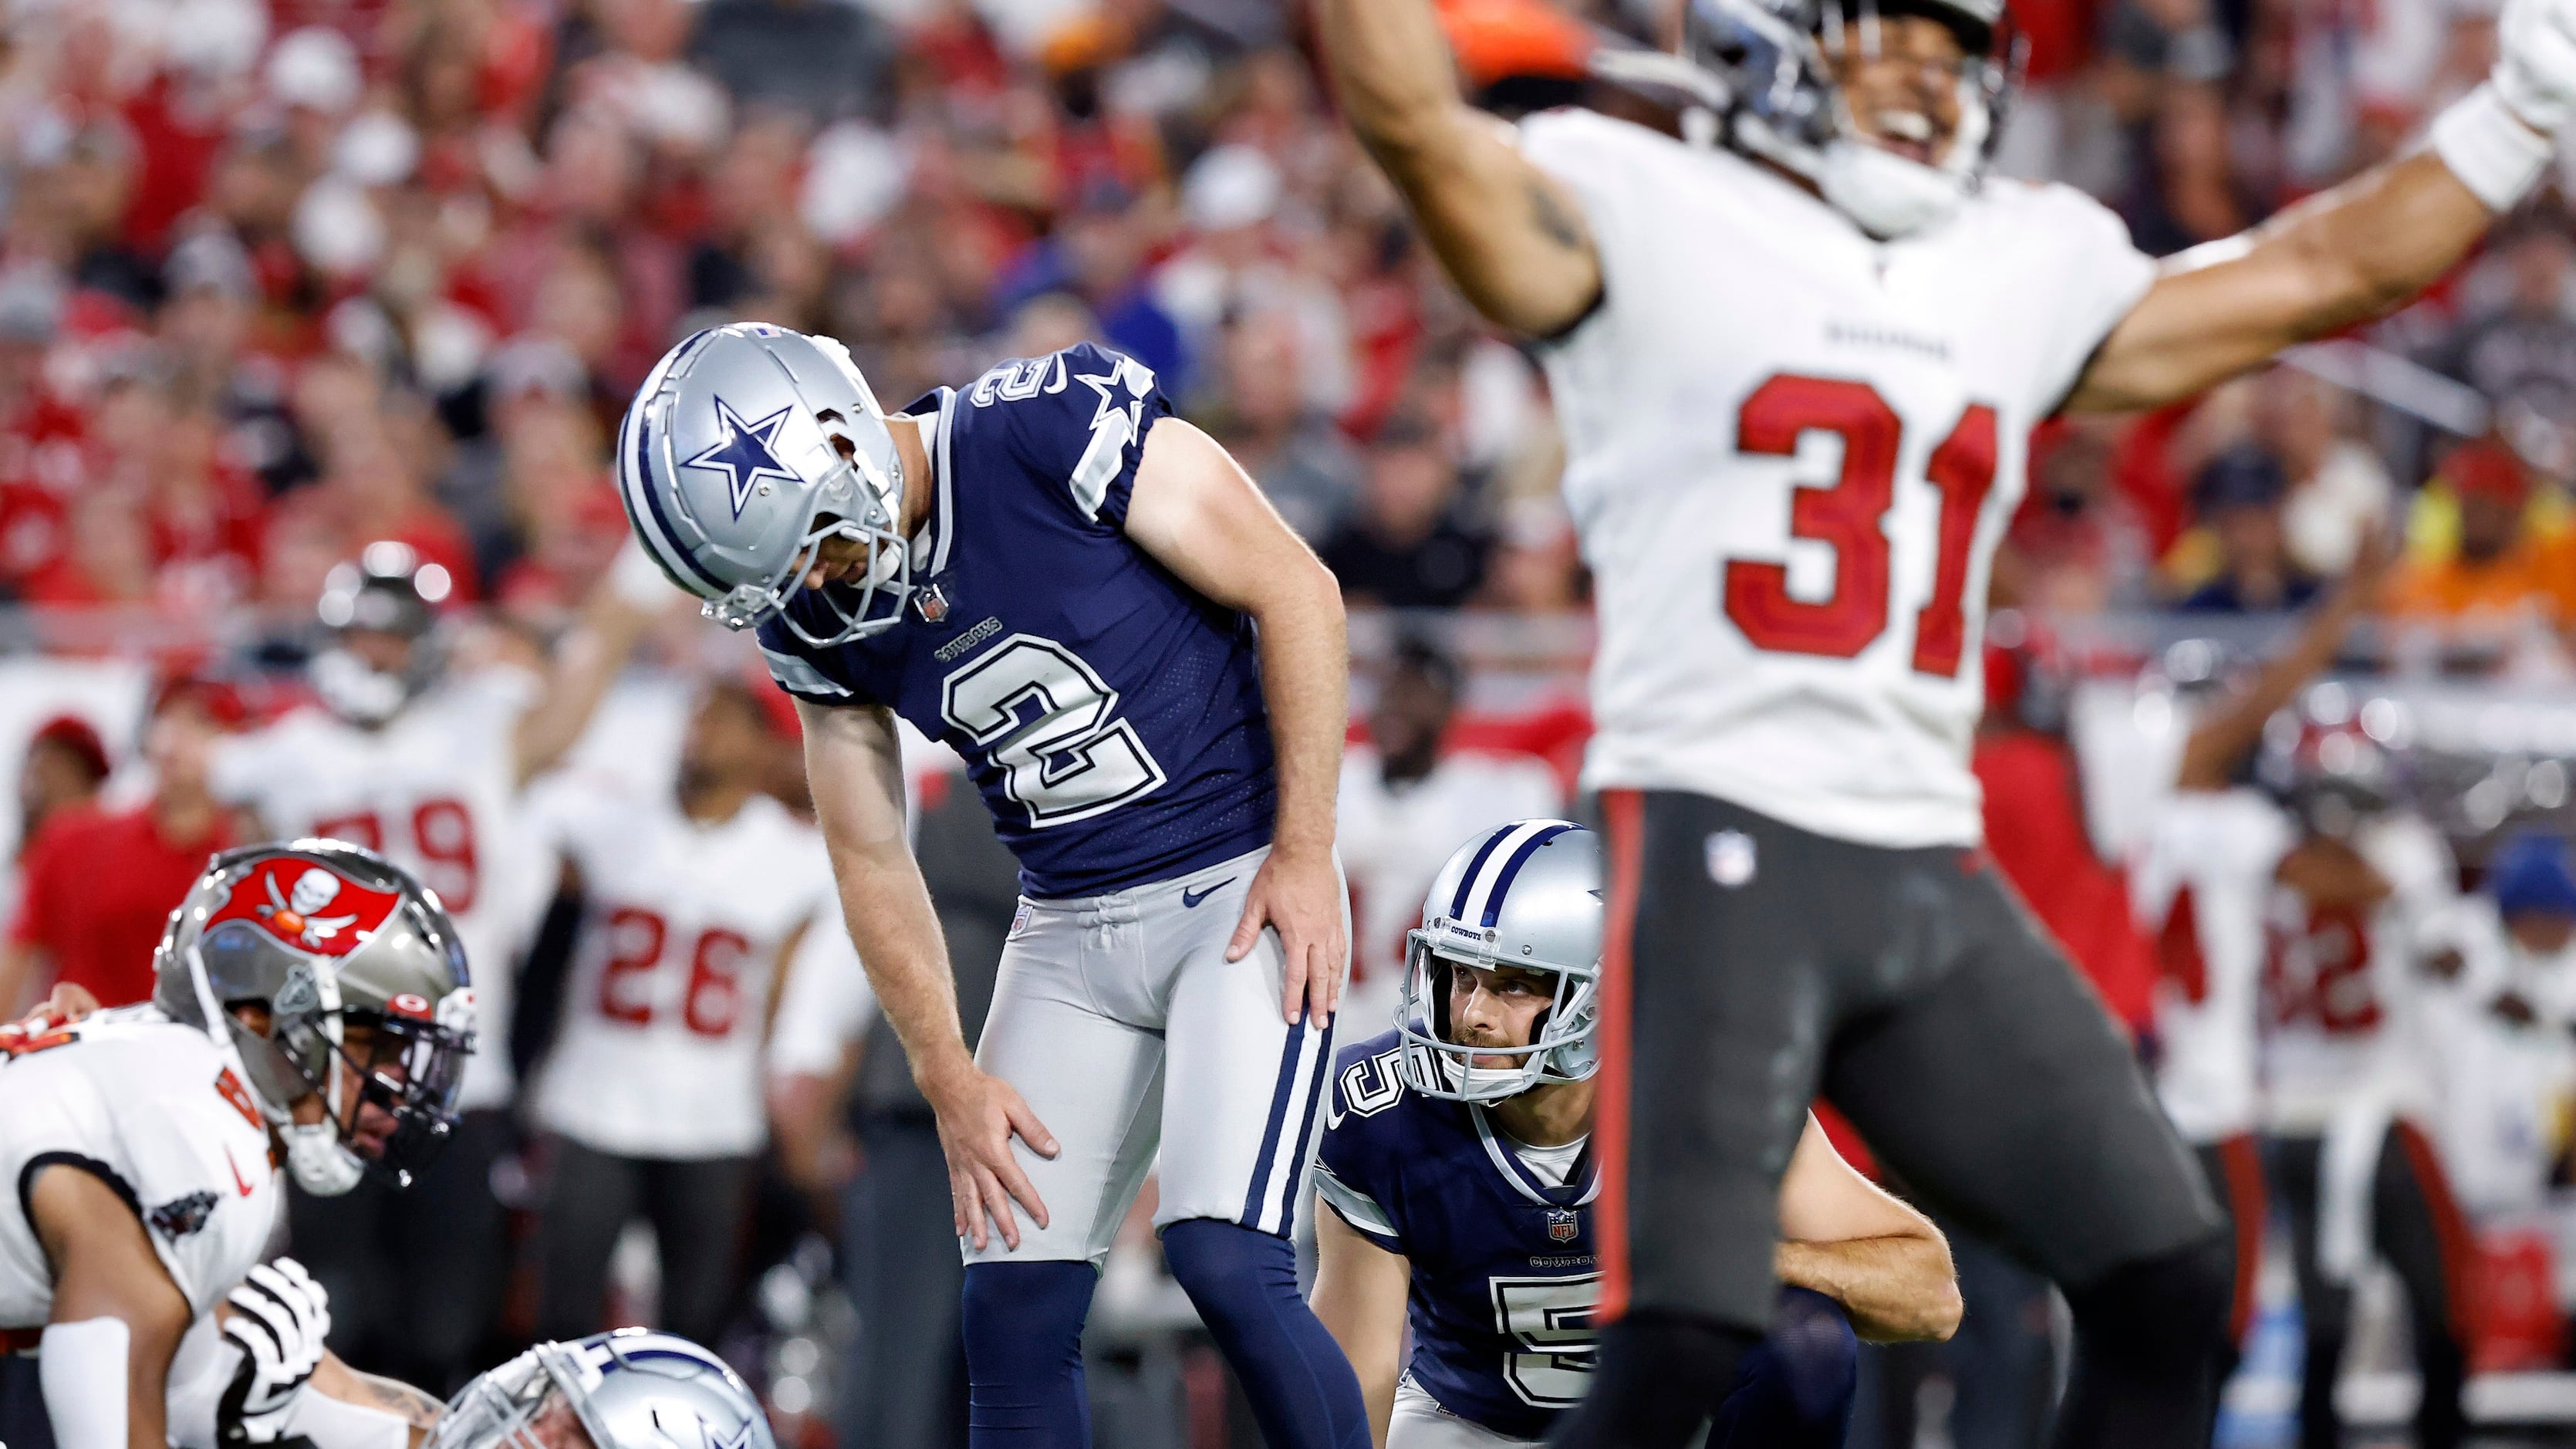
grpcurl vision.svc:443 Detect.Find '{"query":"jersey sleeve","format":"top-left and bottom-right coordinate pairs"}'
top-left (756, 617), bottom-right (869, 708)
top-left (967, 342), bottom-right (1172, 530)
top-left (2010, 184), bottom-right (2159, 416)
top-left (204, 726), bottom-right (290, 810)
top-left (1314, 1039), bottom-right (1410, 1254)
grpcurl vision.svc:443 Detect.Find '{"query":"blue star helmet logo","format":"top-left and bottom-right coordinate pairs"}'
top-left (681, 397), bottom-right (803, 520)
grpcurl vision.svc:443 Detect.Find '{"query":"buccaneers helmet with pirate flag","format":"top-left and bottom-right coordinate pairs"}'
top-left (152, 840), bottom-right (474, 1194)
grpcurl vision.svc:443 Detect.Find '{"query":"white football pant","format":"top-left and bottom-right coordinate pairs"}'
top-left (967, 846), bottom-right (1346, 1265)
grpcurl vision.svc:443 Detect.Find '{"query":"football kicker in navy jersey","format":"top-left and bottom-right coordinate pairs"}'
top-left (618, 323), bottom-right (1363, 1449)
top-left (756, 342), bottom-right (1275, 897)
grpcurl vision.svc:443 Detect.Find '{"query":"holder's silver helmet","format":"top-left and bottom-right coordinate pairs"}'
top-left (1396, 821), bottom-right (1602, 1102)
top-left (1666, 0), bottom-right (2014, 239)
top-left (152, 840), bottom-right (474, 1193)
top-left (427, 1330), bottom-right (776, 1449)
top-left (617, 323), bottom-right (910, 647)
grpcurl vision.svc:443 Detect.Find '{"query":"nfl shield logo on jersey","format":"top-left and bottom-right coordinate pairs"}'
top-left (1545, 1208), bottom-right (1579, 1244)
top-left (1705, 830), bottom-right (1757, 889)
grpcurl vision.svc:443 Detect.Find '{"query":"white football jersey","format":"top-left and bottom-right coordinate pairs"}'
top-left (2130, 789), bottom-right (2294, 1143)
top-left (2416, 896), bottom-right (2576, 1215)
top-left (2260, 812), bottom-right (2458, 1132)
top-left (528, 777), bottom-right (838, 1158)
top-left (209, 673), bottom-right (542, 1110)
top-left (1335, 749), bottom-right (1565, 1037)
top-left (0, 1008), bottom-right (283, 1328)
top-left (1519, 110), bottom-right (2156, 846)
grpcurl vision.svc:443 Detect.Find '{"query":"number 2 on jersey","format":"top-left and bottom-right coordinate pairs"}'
top-left (1721, 375), bottom-right (1999, 675)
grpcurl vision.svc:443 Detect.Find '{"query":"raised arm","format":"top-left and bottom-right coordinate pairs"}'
top-left (1315, 0), bottom-right (1602, 337)
top-left (2069, 0), bottom-right (2576, 412)
top-left (798, 698), bottom-right (1057, 1250)
top-left (510, 542), bottom-right (690, 787)
top-left (29, 1164), bottom-right (194, 1449)
top-left (1308, 1202), bottom-right (1413, 1447)
top-left (2173, 529), bottom-right (2392, 791)
top-left (1126, 417), bottom-right (1351, 1025)
top-left (1774, 1116), bottom-right (1962, 1343)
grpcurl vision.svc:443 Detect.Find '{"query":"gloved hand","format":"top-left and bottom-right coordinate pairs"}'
top-left (2497, 0), bottom-right (2576, 133)
top-left (216, 1258), bottom-right (332, 1445)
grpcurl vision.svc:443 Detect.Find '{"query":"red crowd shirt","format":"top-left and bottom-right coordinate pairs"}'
top-left (8, 804), bottom-right (234, 1008)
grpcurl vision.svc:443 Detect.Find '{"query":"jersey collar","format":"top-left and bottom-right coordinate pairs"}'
top-left (1470, 1102), bottom-right (1599, 1208)
top-left (900, 388), bottom-right (959, 580)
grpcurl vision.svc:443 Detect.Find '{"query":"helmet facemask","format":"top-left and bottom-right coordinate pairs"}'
top-left (1394, 930), bottom-right (1601, 1103)
top-left (1683, 0), bottom-right (2018, 238)
top-left (623, 325), bottom-right (915, 650)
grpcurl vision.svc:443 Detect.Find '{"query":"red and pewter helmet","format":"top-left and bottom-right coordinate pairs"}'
top-left (153, 840), bottom-right (474, 1192)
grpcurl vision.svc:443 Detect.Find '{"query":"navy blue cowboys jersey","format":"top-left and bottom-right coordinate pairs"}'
top-left (1315, 1030), bottom-right (1599, 1442)
top-left (758, 343), bottom-right (1276, 897)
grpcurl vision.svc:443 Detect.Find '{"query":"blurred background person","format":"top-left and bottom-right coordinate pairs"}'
top-left (0, 675), bottom-right (240, 1017)
top-left (525, 675), bottom-right (835, 1350)
top-left (1336, 634), bottom-right (1561, 1037)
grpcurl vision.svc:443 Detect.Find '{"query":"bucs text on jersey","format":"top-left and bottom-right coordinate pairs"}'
top-left (1315, 1031), bottom-right (1600, 1442)
top-left (526, 772), bottom-right (839, 1158)
top-left (758, 342), bottom-right (1275, 897)
top-left (209, 672), bottom-right (541, 1110)
top-left (0, 1007), bottom-right (284, 1329)
top-left (1518, 110), bottom-right (2156, 848)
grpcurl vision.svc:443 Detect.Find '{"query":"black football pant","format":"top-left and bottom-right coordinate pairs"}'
top-left (1551, 790), bottom-right (2230, 1449)
top-left (2267, 1126), bottom-right (2470, 1449)
top-left (287, 1106), bottom-right (514, 1397)
top-left (531, 1134), bottom-right (755, 1349)
top-left (0, 1356), bottom-right (54, 1449)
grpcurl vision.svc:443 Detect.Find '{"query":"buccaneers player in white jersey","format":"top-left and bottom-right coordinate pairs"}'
top-left (1322, 0), bottom-right (2576, 1435)
top-left (208, 539), bottom-right (675, 1389)
top-left (522, 676), bottom-right (837, 1349)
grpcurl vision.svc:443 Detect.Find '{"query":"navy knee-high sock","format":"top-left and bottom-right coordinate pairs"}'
top-left (1162, 1218), bottom-right (1369, 1449)
top-left (961, 1260), bottom-right (1097, 1448)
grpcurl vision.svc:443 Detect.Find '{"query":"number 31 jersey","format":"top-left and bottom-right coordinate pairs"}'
top-left (759, 342), bottom-right (1276, 898)
top-left (1520, 110), bottom-right (2157, 848)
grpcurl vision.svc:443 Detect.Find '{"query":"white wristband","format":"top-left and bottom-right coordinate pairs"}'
top-left (41, 1318), bottom-right (132, 1449)
top-left (2429, 82), bottom-right (2557, 211)
top-left (607, 535), bottom-right (683, 612)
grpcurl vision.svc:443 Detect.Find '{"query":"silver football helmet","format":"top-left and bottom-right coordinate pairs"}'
top-left (153, 840), bottom-right (474, 1194)
top-left (1670, 0), bottom-right (2014, 238)
top-left (617, 323), bottom-right (910, 647)
top-left (1396, 821), bottom-right (1603, 1102)
top-left (426, 1330), bottom-right (775, 1449)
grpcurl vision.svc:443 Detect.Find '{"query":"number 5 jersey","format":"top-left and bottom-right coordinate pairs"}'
top-left (758, 342), bottom-right (1277, 897)
top-left (1315, 1031), bottom-right (1602, 1442)
top-left (1518, 109), bottom-right (2156, 849)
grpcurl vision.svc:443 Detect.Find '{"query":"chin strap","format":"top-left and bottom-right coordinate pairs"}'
top-left (285, 1121), bottom-right (368, 1196)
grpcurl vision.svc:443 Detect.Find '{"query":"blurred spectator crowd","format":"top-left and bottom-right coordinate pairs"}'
top-left (8, 0), bottom-right (2576, 1437)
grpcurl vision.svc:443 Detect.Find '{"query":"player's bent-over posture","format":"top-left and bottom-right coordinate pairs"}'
top-left (0, 842), bottom-right (468, 1449)
top-left (616, 326), bottom-right (1363, 1447)
top-left (1321, 0), bottom-right (2576, 1437)
top-left (1310, 822), bottom-right (1959, 1449)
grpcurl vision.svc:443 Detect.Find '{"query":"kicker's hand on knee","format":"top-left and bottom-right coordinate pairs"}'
top-left (927, 1066), bottom-right (1059, 1251)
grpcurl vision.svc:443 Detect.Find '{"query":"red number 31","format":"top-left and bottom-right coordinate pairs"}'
top-left (1721, 374), bottom-right (2000, 677)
